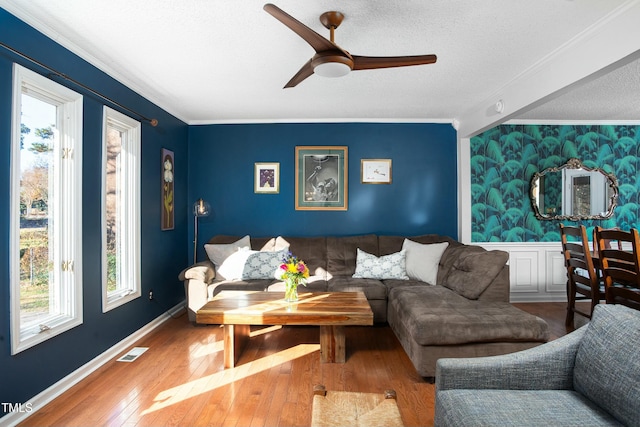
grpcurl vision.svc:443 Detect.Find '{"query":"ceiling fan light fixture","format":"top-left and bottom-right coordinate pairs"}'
top-left (311, 52), bottom-right (353, 78)
top-left (314, 61), bottom-right (351, 77)
top-left (264, 4), bottom-right (437, 87)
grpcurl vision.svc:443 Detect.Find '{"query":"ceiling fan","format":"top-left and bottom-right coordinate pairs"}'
top-left (263, 3), bottom-right (437, 88)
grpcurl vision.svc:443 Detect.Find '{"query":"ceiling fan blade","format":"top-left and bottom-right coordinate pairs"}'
top-left (352, 54), bottom-right (437, 70)
top-left (284, 59), bottom-right (315, 88)
top-left (264, 3), bottom-right (336, 53)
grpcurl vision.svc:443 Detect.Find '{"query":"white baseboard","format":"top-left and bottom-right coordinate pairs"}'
top-left (1, 301), bottom-right (186, 427)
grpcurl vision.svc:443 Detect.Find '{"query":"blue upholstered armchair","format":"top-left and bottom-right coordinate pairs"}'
top-left (434, 304), bottom-right (640, 427)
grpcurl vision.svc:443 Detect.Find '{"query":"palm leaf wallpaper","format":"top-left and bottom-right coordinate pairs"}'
top-left (471, 124), bottom-right (639, 242)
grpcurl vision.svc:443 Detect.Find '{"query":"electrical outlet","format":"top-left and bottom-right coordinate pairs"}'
top-left (149, 290), bottom-right (153, 300)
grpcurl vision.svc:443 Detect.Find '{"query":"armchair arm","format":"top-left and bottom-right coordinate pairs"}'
top-left (436, 325), bottom-right (586, 391)
top-left (178, 260), bottom-right (216, 322)
top-left (178, 260), bottom-right (216, 283)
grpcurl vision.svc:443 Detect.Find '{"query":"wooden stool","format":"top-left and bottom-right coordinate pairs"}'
top-left (311, 384), bottom-right (404, 427)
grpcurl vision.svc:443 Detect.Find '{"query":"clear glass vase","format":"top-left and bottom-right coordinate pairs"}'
top-left (284, 278), bottom-right (299, 302)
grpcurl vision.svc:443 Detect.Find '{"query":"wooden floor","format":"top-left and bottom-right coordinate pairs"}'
top-left (19, 302), bottom-right (586, 427)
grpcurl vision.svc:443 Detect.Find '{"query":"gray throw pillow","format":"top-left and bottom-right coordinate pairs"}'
top-left (204, 235), bottom-right (251, 267)
top-left (402, 239), bottom-right (449, 285)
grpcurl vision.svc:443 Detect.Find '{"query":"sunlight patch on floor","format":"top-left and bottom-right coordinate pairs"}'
top-left (192, 340), bottom-right (225, 358)
top-left (250, 325), bottom-right (282, 337)
top-left (140, 343), bottom-right (320, 415)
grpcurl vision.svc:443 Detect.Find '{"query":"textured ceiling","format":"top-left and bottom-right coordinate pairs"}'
top-left (1, 0), bottom-right (639, 134)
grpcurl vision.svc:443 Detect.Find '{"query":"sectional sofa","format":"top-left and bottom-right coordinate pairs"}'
top-left (178, 234), bottom-right (549, 377)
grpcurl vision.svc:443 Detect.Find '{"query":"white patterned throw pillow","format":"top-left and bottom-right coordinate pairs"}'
top-left (216, 247), bottom-right (255, 280)
top-left (242, 249), bottom-right (288, 280)
top-left (352, 248), bottom-right (409, 280)
top-left (217, 247), bottom-right (288, 281)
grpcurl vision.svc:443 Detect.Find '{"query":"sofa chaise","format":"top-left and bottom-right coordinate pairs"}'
top-left (179, 234), bottom-right (549, 377)
top-left (434, 304), bottom-right (640, 426)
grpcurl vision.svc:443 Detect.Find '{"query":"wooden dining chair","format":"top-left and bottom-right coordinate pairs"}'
top-left (560, 224), bottom-right (603, 327)
top-left (595, 227), bottom-right (640, 311)
top-left (592, 227), bottom-right (622, 254)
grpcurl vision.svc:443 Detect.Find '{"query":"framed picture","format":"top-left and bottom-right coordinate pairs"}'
top-left (255, 162), bottom-right (280, 193)
top-left (361, 159), bottom-right (392, 184)
top-left (295, 146), bottom-right (348, 210)
top-left (161, 148), bottom-right (174, 230)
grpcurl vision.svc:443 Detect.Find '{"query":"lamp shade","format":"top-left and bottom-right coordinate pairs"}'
top-left (193, 198), bottom-right (210, 217)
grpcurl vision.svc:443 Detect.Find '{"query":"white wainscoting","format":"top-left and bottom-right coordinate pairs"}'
top-left (474, 242), bottom-right (568, 302)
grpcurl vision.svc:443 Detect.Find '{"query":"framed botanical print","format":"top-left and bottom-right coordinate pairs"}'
top-left (161, 148), bottom-right (174, 230)
top-left (361, 159), bottom-right (392, 184)
top-left (295, 146), bottom-right (348, 210)
top-left (254, 162), bottom-right (280, 193)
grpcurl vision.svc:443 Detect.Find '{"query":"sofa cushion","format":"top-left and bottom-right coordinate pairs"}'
top-left (573, 304), bottom-right (640, 427)
top-left (388, 286), bottom-right (549, 345)
top-left (327, 234), bottom-right (378, 276)
top-left (204, 235), bottom-right (251, 267)
top-left (442, 248), bottom-right (509, 299)
top-left (402, 239), bottom-right (449, 285)
top-left (382, 278), bottom-right (427, 293)
top-left (435, 389), bottom-right (622, 427)
top-left (208, 280), bottom-right (273, 298)
top-left (327, 276), bottom-right (388, 300)
top-left (277, 236), bottom-right (328, 280)
top-left (352, 248), bottom-right (409, 280)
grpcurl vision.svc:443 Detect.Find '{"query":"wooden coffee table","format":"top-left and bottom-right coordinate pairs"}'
top-left (196, 291), bottom-right (374, 368)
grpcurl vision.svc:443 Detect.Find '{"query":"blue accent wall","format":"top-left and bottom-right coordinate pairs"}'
top-left (0, 8), bottom-right (188, 412)
top-left (1, 6), bottom-right (458, 415)
top-left (188, 123), bottom-right (458, 262)
top-left (470, 124), bottom-right (639, 242)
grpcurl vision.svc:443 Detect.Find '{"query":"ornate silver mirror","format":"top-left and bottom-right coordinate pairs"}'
top-left (530, 158), bottom-right (618, 221)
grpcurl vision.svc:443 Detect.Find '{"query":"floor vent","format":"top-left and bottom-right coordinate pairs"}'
top-left (117, 347), bottom-right (149, 363)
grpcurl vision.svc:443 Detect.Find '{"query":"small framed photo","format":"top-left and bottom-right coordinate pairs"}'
top-left (295, 146), bottom-right (348, 210)
top-left (361, 159), bottom-right (392, 184)
top-left (255, 162), bottom-right (280, 193)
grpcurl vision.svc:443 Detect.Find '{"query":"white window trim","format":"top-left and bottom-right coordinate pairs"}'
top-left (10, 64), bottom-right (83, 355)
top-left (101, 106), bottom-right (141, 312)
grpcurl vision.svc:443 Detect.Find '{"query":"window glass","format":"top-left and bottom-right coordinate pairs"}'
top-left (102, 107), bottom-right (141, 311)
top-left (11, 64), bottom-right (83, 354)
top-left (19, 94), bottom-right (57, 329)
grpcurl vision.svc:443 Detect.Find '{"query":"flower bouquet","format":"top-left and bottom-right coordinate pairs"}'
top-left (276, 252), bottom-right (310, 302)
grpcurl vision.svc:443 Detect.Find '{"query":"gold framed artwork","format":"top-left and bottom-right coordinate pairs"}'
top-left (295, 146), bottom-right (348, 211)
top-left (254, 162), bottom-right (280, 193)
top-left (361, 159), bottom-right (392, 184)
top-left (161, 148), bottom-right (174, 230)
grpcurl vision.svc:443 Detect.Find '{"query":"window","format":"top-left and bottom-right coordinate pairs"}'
top-left (102, 107), bottom-right (141, 311)
top-left (10, 64), bottom-right (83, 354)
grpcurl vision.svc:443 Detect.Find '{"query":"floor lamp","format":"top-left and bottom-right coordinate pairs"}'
top-left (193, 198), bottom-right (211, 264)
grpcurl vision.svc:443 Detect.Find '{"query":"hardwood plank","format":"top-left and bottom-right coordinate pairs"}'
top-left (19, 302), bottom-right (575, 427)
